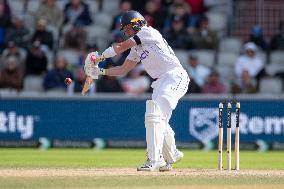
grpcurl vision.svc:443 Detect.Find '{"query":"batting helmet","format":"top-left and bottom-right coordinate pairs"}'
top-left (120, 10), bottom-right (147, 32)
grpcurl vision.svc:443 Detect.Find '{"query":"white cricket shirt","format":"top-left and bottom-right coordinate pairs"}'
top-left (127, 26), bottom-right (184, 79)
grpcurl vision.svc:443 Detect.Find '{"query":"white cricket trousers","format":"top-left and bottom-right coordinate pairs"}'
top-left (151, 67), bottom-right (190, 162)
top-left (152, 68), bottom-right (189, 120)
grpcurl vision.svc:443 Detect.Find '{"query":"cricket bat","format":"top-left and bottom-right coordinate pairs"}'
top-left (81, 76), bottom-right (93, 95)
top-left (81, 52), bottom-right (105, 96)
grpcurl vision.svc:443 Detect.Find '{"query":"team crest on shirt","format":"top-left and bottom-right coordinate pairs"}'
top-left (189, 108), bottom-right (219, 144)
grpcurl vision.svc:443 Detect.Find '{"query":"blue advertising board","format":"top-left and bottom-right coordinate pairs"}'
top-left (0, 97), bottom-right (283, 147)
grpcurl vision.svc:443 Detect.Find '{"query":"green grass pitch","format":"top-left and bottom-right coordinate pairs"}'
top-left (0, 149), bottom-right (283, 189)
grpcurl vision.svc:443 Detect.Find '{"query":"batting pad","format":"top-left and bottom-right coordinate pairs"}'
top-left (163, 124), bottom-right (178, 164)
top-left (145, 100), bottom-right (166, 162)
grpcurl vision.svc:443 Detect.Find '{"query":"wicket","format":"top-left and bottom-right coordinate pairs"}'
top-left (218, 101), bottom-right (240, 171)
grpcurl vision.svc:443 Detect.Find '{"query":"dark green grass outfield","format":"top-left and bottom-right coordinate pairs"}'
top-left (0, 149), bottom-right (283, 189)
top-left (0, 149), bottom-right (283, 169)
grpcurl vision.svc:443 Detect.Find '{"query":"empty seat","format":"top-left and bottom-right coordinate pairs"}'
top-left (257, 51), bottom-right (267, 64)
top-left (23, 76), bottom-right (44, 92)
top-left (23, 14), bottom-right (36, 33)
top-left (47, 25), bottom-right (60, 44)
top-left (174, 49), bottom-right (189, 66)
top-left (217, 52), bottom-right (238, 67)
top-left (102, 0), bottom-right (120, 15)
top-left (259, 77), bottom-right (283, 94)
top-left (265, 63), bottom-right (284, 76)
top-left (46, 89), bottom-right (66, 97)
top-left (94, 12), bottom-right (113, 29)
top-left (9, 0), bottom-right (24, 15)
top-left (85, 0), bottom-right (99, 16)
top-left (205, 11), bottom-right (227, 32)
top-left (0, 89), bottom-right (17, 96)
top-left (219, 37), bottom-right (242, 53)
top-left (270, 51), bottom-right (284, 64)
top-left (216, 65), bottom-right (235, 81)
top-left (85, 25), bottom-right (109, 44)
top-left (57, 0), bottom-right (69, 11)
top-left (45, 50), bottom-right (55, 70)
top-left (26, 0), bottom-right (40, 14)
top-left (19, 91), bottom-right (41, 97)
top-left (190, 50), bottom-right (215, 68)
top-left (96, 38), bottom-right (108, 51)
top-left (205, 0), bottom-right (231, 13)
top-left (57, 49), bottom-right (80, 66)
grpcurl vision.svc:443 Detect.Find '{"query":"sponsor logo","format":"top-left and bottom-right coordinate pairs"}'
top-left (189, 108), bottom-right (284, 144)
top-left (140, 50), bottom-right (149, 61)
top-left (0, 112), bottom-right (38, 139)
top-left (189, 108), bottom-right (219, 144)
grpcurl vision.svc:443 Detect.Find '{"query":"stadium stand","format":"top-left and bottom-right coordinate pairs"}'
top-left (0, 0), bottom-right (283, 96)
top-left (23, 75), bottom-right (44, 92)
top-left (190, 50), bottom-right (215, 68)
top-left (219, 37), bottom-right (242, 53)
top-left (259, 77), bottom-right (283, 94)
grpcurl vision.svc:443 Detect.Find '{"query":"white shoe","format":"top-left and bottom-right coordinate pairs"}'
top-left (137, 158), bottom-right (167, 171)
top-left (159, 163), bottom-right (172, 172)
top-left (173, 150), bottom-right (184, 163)
top-left (159, 150), bottom-right (184, 172)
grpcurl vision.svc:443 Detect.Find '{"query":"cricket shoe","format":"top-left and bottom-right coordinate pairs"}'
top-left (137, 158), bottom-right (167, 171)
top-left (159, 150), bottom-right (184, 172)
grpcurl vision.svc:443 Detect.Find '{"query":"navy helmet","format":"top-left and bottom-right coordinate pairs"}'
top-left (120, 10), bottom-right (147, 32)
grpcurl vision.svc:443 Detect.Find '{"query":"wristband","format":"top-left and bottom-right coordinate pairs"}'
top-left (102, 46), bottom-right (117, 58)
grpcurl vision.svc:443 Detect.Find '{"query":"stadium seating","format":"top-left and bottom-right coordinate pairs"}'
top-left (94, 12), bottom-right (113, 29)
top-left (265, 63), bottom-right (284, 76)
top-left (45, 50), bottom-right (55, 70)
top-left (217, 52), bottom-right (239, 67)
top-left (257, 51), bottom-right (267, 64)
top-left (85, 26), bottom-right (109, 44)
top-left (216, 52), bottom-right (239, 88)
top-left (95, 38), bottom-right (109, 52)
top-left (0, 89), bottom-right (18, 96)
top-left (259, 77), bottom-right (283, 94)
top-left (19, 91), bottom-right (41, 97)
top-left (216, 65), bottom-right (235, 81)
top-left (86, 0), bottom-right (99, 16)
top-left (23, 76), bottom-right (44, 92)
top-left (45, 89), bottom-right (66, 97)
top-left (190, 50), bottom-right (216, 68)
top-left (102, 0), bottom-right (120, 16)
top-left (9, 0), bottom-right (24, 15)
top-left (57, 0), bottom-right (69, 11)
top-left (2, 0), bottom-right (283, 95)
top-left (26, 0), bottom-right (40, 14)
top-left (219, 37), bottom-right (242, 53)
top-left (57, 49), bottom-right (80, 66)
top-left (270, 50), bottom-right (284, 64)
top-left (206, 11), bottom-right (227, 32)
top-left (174, 50), bottom-right (188, 66)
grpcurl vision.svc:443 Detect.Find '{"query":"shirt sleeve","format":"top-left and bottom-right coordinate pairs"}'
top-left (133, 27), bottom-right (152, 45)
top-left (126, 48), bottom-right (140, 62)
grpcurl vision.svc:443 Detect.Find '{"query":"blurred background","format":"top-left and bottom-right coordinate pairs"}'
top-left (0, 0), bottom-right (283, 151)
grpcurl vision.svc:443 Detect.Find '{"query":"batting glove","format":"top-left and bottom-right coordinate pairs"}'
top-left (84, 52), bottom-right (105, 79)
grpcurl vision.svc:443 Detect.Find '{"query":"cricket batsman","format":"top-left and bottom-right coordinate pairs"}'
top-left (84, 10), bottom-right (190, 171)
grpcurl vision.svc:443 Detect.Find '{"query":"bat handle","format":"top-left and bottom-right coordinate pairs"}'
top-left (81, 76), bottom-right (93, 95)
